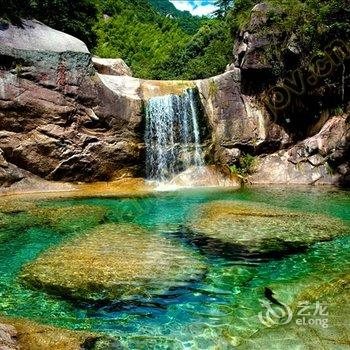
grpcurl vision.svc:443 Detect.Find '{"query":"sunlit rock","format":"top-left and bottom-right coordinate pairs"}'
top-left (186, 200), bottom-right (349, 256)
top-left (92, 57), bottom-right (132, 76)
top-left (21, 223), bottom-right (206, 302)
top-left (0, 317), bottom-right (119, 350)
top-left (169, 166), bottom-right (240, 188)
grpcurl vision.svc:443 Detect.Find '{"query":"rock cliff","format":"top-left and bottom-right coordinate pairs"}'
top-left (0, 19), bottom-right (144, 189)
top-left (0, 15), bottom-right (348, 191)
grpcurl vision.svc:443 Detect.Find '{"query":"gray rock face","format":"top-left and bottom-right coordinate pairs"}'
top-left (197, 70), bottom-right (291, 161)
top-left (250, 115), bottom-right (350, 185)
top-left (0, 19), bottom-right (144, 187)
top-left (0, 19), bottom-right (89, 53)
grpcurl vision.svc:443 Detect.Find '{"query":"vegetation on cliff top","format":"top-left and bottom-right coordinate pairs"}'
top-left (1, 0), bottom-right (348, 82)
top-left (92, 0), bottom-right (233, 80)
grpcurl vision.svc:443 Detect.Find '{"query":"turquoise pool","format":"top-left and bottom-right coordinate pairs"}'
top-left (0, 186), bottom-right (349, 349)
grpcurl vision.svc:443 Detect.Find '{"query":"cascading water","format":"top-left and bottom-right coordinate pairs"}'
top-left (145, 89), bottom-right (204, 182)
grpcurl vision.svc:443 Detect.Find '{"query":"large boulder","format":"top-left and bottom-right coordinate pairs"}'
top-left (186, 200), bottom-right (349, 256)
top-left (196, 70), bottom-right (291, 161)
top-left (0, 19), bottom-right (144, 187)
top-left (0, 19), bottom-right (89, 53)
top-left (21, 223), bottom-right (206, 303)
top-left (250, 114), bottom-right (350, 185)
top-left (237, 231), bottom-right (350, 349)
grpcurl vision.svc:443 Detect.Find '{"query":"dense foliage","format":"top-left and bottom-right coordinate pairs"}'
top-left (92, 0), bottom-right (233, 79)
top-left (148, 0), bottom-right (206, 34)
top-left (92, 0), bottom-right (189, 79)
top-left (153, 19), bottom-right (233, 80)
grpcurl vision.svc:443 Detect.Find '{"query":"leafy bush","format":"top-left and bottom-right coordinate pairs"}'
top-left (229, 154), bottom-right (259, 177)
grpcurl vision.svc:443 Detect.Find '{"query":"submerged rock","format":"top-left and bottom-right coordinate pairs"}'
top-left (239, 272), bottom-right (350, 349)
top-left (0, 317), bottom-right (120, 350)
top-left (186, 201), bottom-right (349, 256)
top-left (0, 323), bottom-right (18, 350)
top-left (21, 223), bottom-right (206, 303)
top-left (0, 204), bottom-right (107, 235)
top-left (31, 205), bottom-right (108, 233)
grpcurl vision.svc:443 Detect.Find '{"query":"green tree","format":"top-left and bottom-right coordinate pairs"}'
top-left (214, 0), bottom-right (233, 17)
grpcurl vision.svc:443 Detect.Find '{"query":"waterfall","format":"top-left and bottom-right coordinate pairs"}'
top-left (145, 89), bottom-right (204, 182)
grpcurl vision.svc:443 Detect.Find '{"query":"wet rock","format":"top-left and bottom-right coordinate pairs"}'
top-left (0, 317), bottom-right (120, 350)
top-left (21, 223), bottom-right (206, 303)
top-left (186, 200), bottom-right (349, 256)
top-left (197, 72), bottom-right (290, 156)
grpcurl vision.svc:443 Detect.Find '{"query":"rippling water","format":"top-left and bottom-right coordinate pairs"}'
top-left (0, 186), bottom-right (349, 349)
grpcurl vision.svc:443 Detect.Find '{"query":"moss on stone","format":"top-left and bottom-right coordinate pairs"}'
top-left (187, 200), bottom-right (349, 256)
top-left (31, 205), bottom-right (108, 233)
top-left (0, 316), bottom-right (119, 350)
top-left (21, 223), bottom-right (206, 302)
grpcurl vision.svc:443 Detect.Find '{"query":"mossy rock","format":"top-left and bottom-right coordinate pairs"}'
top-left (31, 205), bottom-right (108, 233)
top-left (21, 223), bottom-right (206, 303)
top-left (0, 317), bottom-right (121, 350)
top-left (186, 200), bottom-right (349, 256)
top-left (0, 201), bottom-right (37, 214)
top-left (0, 205), bottom-right (108, 243)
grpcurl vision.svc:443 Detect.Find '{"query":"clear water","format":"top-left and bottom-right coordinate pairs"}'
top-left (145, 89), bottom-right (204, 182)
top-left (0, 186), bottom-right (349, 349)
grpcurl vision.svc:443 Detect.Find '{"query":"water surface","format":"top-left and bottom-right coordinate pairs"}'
top-left (0, 186), bottom-right (349, 349)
